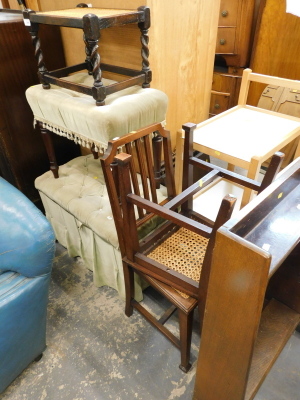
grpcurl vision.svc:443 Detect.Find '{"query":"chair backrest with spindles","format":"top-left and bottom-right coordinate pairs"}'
top-left (100, 122), bottom-right (176, 256)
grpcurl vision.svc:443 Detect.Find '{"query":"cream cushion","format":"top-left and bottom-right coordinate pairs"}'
top-left (26, 73), bottom-right (168, 151)
top-left (35, 155), bottom-right (167, 300)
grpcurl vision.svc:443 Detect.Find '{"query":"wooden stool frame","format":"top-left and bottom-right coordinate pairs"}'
top-left (22, 3), bottom-right (151, 105)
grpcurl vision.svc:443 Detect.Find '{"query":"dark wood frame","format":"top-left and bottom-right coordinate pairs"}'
top-left (22, 4), bottom-right (151, 105)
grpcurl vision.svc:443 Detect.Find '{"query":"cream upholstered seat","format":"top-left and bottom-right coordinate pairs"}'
top-left (35, 154), bottom-right (167, 301)
top-left (26, 73), bottom-right (168, 153)
top-left (29, 73), bottom-right (168, 299)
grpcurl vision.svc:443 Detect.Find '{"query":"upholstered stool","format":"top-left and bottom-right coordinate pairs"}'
top-left (27, 72), bottom-right (168, 299)
top-left (26, 73), bottom-right (168, 177)
top-left (35, 154), bottom-right (167, 300)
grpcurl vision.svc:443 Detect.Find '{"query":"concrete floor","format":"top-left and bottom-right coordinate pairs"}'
top-left (2, 244), bottom-right (300, 400)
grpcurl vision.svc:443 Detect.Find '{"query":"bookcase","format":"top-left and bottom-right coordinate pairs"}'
top-left (193, 158), bottom-right (300, 400)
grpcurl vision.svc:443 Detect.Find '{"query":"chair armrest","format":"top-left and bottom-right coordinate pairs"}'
top-left (0, 178), bottom-right (55, 277)
top-left (128, 193), bottom-right (212, 238)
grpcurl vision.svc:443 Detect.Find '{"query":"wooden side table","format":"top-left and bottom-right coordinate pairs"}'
top-left (193, 104), bottom-right (300, 205)
top-left (23, 5), bottom-right (151, 105)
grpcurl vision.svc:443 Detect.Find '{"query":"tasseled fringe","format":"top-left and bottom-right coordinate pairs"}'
top-left (35, 118), bottom-right (106, 154)
top-left (34, 117), bottom-right (167, 156)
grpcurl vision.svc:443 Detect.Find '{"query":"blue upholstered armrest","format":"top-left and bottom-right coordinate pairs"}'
top-left (0, 178), bottom-right (55, 277)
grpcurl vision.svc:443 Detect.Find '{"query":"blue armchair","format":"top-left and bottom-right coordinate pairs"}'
top-left (0, 178), bottom-right (55, 393)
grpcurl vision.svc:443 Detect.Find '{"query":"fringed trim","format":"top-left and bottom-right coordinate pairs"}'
top-left (34, 117), bottom-right (167, 154)
top-left (34, 117), bottom-right (107, 153)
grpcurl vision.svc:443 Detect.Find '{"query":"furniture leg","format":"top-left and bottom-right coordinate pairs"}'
top-left (178, 308), bottom-right (193, 373)
top-left (123, 261), bottom-right (134, 317)
top-left (241, 158), bottom-right (260, 207)
top-left (182, 123), bottom-right (197, 212)
top-left (227, 163), bottom-right (235, 172)
top-left (39, 122), bottom-right (59, 178)
top-left (152, 133), bottom-right (163, 189)
top-left (293, 135), bottom-right (300, 159)
top-left (34, 354), bottom-right (43, 362)
top-left (82, 13), bottom-right (105, 106)
top-left (91, 143), bottom-right (99, 159)
top-left (138, 6), bottom-right (151, 88)
top-left (175, 130), bottom-right (184, 195)
top-left (23, 10), bottom-right (50, 89)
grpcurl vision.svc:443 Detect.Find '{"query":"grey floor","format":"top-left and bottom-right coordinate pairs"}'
top-left (2, 244), bottom-right (300, 400)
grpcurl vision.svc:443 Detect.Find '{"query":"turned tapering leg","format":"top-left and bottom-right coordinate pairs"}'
top-left (39, 122), bottom-right (59, 178)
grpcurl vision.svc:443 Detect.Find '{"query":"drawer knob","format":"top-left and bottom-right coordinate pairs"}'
top-left (214, 103), bottom-right (221, 109)
top-left (219, 39), bottom-right (226, 45)
top-left (221, 10), bottom-right (228, 17)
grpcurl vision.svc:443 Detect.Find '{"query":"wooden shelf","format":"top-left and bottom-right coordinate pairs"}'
top-left (245, 299), bottom-right (300, 400)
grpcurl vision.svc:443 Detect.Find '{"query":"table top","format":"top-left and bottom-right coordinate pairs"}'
top-left (193, 105), bottom-right (300, 166)
top-left (226, 158), bottom-right (300, 276)
top-left (29, 8), bottom-right (144, 29)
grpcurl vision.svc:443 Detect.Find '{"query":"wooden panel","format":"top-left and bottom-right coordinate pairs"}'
top-left (234, 0), bottom-right (256, 67)
top-left (249, 0), bottom-right (300, 106)
top-left (245, 299), bottom-right (300, 400)
top-left (267, 244), bottom-right (300, 314)
top-left (193, 230), bottom-right (271, 400)
top-left (147, 0), bottom-right (220, 146)
top-left (212, 71), bottom-right (236, 92)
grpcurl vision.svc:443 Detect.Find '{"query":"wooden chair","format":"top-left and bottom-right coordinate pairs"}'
top-left (100, 121), bottom-right (284, 372)
top-left (186, 69), bottom-right (300, 207)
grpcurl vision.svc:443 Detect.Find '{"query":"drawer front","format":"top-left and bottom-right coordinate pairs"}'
top-left (209, 93), bottom-right (230, 115)
top-left (212, 72), bottom-right (235, 93)
top-left (216, 27), bottom-right (236, 54)
top-left (218, 0), bottom-right (239, 26)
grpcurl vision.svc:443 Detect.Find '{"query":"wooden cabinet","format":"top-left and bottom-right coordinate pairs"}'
top-left (0, 12), bottom-right (80, 207)
top-left (248, 0), bottom-right (300, 106)
top-left (210, 71), bottom-right (241, 116)
top-left (216, 0), bottom-right (256, 68)
top-left (210, 0), bottom-right (257, 117)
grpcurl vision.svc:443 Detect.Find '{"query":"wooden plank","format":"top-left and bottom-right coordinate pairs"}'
top-left (245, 299), bottom-right (300, 400)
top-left (193, 230), bottom-right (271, 400)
